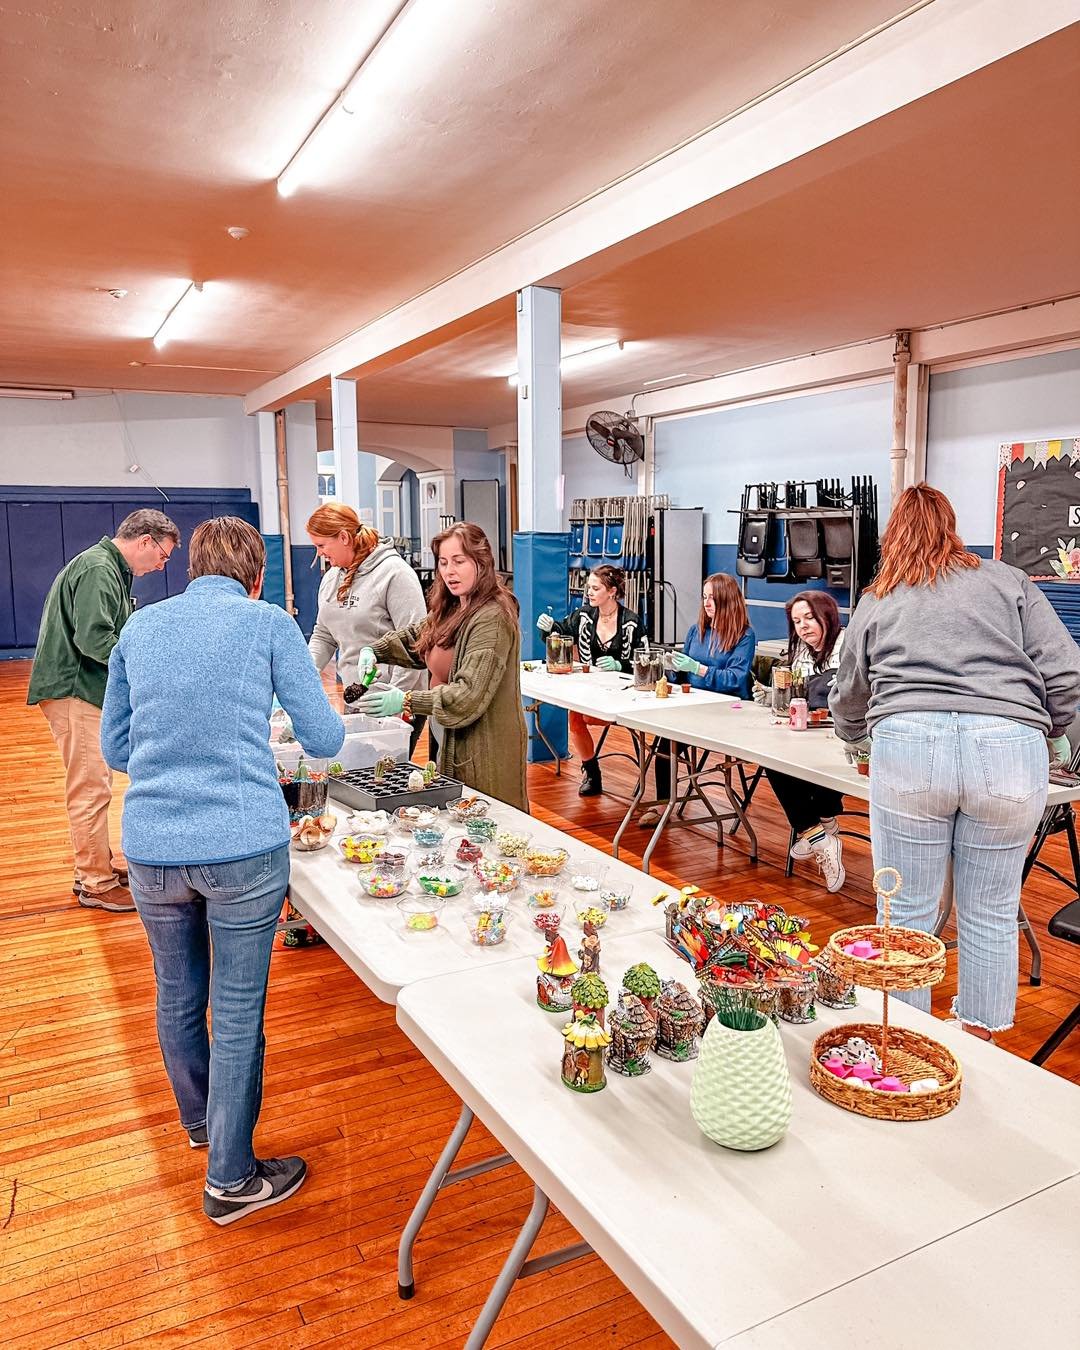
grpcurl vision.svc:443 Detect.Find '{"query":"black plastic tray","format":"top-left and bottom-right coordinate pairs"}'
top-left (328, 767), bottom-right (464, 813)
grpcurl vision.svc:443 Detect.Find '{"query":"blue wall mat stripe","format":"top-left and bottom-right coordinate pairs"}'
top-left (1, 489), bottom-right (258, 651)
top-left (290, 544), bottom-right (321, 638)
top-left (262, 535), bottom-right (286, 611)
top-left (513, 531), bottom-right (571, 762)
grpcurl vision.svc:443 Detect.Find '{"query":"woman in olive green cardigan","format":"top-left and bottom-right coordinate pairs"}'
top-left (354, 523), bottom-right (528, 812)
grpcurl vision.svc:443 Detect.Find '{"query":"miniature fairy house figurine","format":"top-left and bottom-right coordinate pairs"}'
top-left (536, 935), bottom-right (579, 1013)
top-left (560, 1014), bottom-right (611, 1093)
top-left (571, 972), bottom-right (609, 1028)
top-left (578, 920), bottom-right (602, 976)
top-left (607, 993), bottom-right (655, 1076)
top-left (655, 979), bottom-right (705, 1061)
top-left (622, 963), bottom-right (661, 1020)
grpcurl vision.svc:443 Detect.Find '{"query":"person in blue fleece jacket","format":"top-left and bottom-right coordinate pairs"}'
top-left (640, 573), bottom-right (756, 824)
top-left (101, 517), bottom-right (344, 1227)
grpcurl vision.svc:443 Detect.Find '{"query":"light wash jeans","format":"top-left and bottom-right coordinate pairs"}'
top-left (128, 847), bottom-right (290, 1189)
top-left (870, 712), bottom-right (1047, 1032)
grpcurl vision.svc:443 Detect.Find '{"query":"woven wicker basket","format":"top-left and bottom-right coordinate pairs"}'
top-left (810, 1020), bottom-right (962, 1121)
top-left (826, 924), bottom-right (946, 991)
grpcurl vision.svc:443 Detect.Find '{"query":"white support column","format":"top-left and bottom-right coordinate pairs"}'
top-left (254, 411), bottom-right (280, 534)
top-left (904, 362), bottom-right (929, 490)
top-left (331, 376), bottom-right (362, 509)
top-left (516, 286), bottom-right (562, 531)
top-left (889, 330), bottom-right (912, 509)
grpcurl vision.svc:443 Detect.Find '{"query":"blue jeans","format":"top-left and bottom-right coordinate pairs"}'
top-left (870, 712), bottom-right (1047, 1031)
top-left (128, 847), bottom-right (290, 1189)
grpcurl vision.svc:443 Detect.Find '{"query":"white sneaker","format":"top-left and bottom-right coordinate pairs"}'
top-left (789, 818), bottom-right (840, 860)
top-left (812, 833), bottom-right (846, 893)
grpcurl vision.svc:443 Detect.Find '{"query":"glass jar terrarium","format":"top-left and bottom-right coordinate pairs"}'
top-left (771, 665), bottom-right (793, 715)
top-left (546, 632), bottom-right (574, 675)
top-left (278, 757), bottom-right (329, 825)
top-left (632, 648), bottom-right (666, 690)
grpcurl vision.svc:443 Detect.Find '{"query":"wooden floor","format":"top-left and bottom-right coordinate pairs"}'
top-left (1, 660), bottom-right (1078, 1348)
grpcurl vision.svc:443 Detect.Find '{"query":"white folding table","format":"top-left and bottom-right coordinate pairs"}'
top-left (395, 930), bottom-right (1080, 1350)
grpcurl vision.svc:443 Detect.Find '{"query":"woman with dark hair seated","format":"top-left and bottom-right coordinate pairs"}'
top-left (536, 565), bottom-right (644, 797)
top-left (765, 590), bottom-right (847, 892)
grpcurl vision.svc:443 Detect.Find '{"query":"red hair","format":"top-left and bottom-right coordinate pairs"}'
top-left (868, 484), bottom-right (980, 598)
top-left (416, 522), bottom-right (519, 656)
top-left (307, 502), bottom-right (381, 604)
top-left (698, 573), bottom-right (750, 652)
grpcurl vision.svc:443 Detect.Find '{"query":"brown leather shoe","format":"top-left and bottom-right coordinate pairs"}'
top-left (77, 885), bottom-right (136, 913)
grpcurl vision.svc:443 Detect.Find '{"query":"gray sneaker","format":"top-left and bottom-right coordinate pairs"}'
top-left (188, 1124), bottom-right (209, 1149)
top-left (203, 1156), bottom-right (307, 1226)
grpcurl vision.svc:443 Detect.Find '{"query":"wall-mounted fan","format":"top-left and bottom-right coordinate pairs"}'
top-left (585, 410), bottom-right (644, 477)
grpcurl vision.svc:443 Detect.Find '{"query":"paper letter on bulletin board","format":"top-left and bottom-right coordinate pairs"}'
top-left (996, 438), bottom-right (1080, 580)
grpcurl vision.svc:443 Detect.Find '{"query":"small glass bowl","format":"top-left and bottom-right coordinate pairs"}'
top-left (397, 894), bottom-right (446, 931)
top-left (600, 884), bottom-right (632, 912)
top-left (362, 861), bottom-right (410, 899)
top-left (413, 823), bottom-right (447, 849)
top-left (412, 843), bottom-right (447, 871)
top-left (472, 857), bottom-right (523, 895)
top-left (569, 860), bottom-right (608, 894)
top-left (574, 904), bottom-right (609, 930)
top-left (452, 838), bottom-right (485, 870)
top-left (523, 846), bottom-right (569, 878)
top-left (417, 871), bottom-right (463, 898)
top-left (394, 806), bottom-right (441, 835)
top-left (290, 814), bottom-right (336, 851)
top-left (465, 817), bottom-right (498, 845)
top-left (464, 904), bottom-right (511, 946)
top-left (338, 834), bottom-right (386, 866)
top-left (495, 829), bottom-right (531, 858)
top-left (447, 795), bottom-right (490, 823)
top-left (347, 809), bottom-right (391, 836)
top-left (528, 903), bottom-right (565, 938)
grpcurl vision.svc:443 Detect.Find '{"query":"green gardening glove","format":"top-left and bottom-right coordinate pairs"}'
top-left (671, 651), bottom-right (704, 676)
top-left (1048, 734), bottom-right (1072, 766)
top-left (596, 655), bottom-right (621, 672)
top-left (355, 687), bottom-right (406, 718)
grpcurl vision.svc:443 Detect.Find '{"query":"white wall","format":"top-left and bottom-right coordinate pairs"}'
top-left (0, 390), bottom-right (259, 495)
top-left (926, 347), bottom-right (1080, 545)
top-left (562, 433), bottom-right (640, 518)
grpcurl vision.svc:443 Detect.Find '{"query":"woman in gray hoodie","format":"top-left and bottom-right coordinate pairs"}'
top-left (831, 485), bottom-right (1080, 1041)
top-left (307, 505), bottom-right (427, 746)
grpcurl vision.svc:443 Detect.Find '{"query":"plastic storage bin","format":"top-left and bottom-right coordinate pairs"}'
top-left (272, 712), bottom-right (409, 774)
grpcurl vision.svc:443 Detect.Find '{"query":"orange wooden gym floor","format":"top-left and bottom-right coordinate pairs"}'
top-left (1, 661), bottom-right (1077, 1348)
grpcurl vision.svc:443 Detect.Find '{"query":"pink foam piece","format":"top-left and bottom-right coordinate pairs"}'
top-left (849, 1063), bottom-right (879, 1081)
top-left (821, 1058), bottom-right (851, 1078)
top-left (843, 939), bottom-right (881, 959)
top-left (729, 701), bottom-right (741, 709)
top-left (875, 1076), bottom-right (910, 1093)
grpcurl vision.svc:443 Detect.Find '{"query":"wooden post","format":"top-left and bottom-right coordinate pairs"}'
top-left (275, 409), bottom-right (296, 616)
top-left (890, 331), bottom-right (912, 509)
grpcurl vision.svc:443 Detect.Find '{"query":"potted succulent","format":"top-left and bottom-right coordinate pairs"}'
top-left (690, 981), bottom-right (792, 1151)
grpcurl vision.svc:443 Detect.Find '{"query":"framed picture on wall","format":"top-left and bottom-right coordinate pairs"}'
top-left (996, 438), bottom-right (1080, 580)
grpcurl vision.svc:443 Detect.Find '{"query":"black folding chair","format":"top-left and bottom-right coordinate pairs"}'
top-left (1031, 900), bottom-right (1080, 1065)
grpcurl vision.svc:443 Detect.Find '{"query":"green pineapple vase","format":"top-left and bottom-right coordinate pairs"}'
top-left (690, 1015), bottom-right (792, 1151)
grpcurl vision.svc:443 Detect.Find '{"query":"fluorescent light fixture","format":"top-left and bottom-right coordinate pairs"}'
top-left (152, 282), bottom-right (204, 350)
top-left (507, 340), bottom-right (625, 387)
top-left (0, 386), bottom-right (74, 400)
top-left (277, 0), bottom-right (418, 197)
top-left (643, 372), bottom-right (690, 386)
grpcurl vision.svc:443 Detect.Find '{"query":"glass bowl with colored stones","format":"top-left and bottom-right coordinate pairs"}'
top-left (523, 846), bottom-right (570, 878)
top-left (396, 894), bottom-right (447, 931)
top-left (417, 870), bottom-right (464, 899)
top-left (600, 884), bottom-right (632, 912)
top-left (464, 902), bottom-right (512, 947)
top-left (447, 795), bottom-right (490, 824)
top-left (464, 817), bottom-right (498, 845)
top-left (495, 829), bottom-right (531, 859)
top-left (472, 858), bottom-right (523, 895)
top-left (362, 858), bottom-right (410, 899)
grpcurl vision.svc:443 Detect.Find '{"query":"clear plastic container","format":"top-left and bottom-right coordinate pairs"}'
top-left (632, 649), bottom-right (666, 690)
top-left (523, 845), bottom-right (569, 878)
top-left (464, 904), bottom-right (511, 946)
top-left (600, 883), bottom-right (632, 912)
top-left (569, 859), bottom-right (608, 894)
top-left (397, 895), bottom-right (446, 931)
top-left (362, 859), bottom-right (410, 899)
top-left (495, 828), bottom-right (531, 858)
top-left (472, 858), bottom-right (523, 895)
top-left (546, 632), bottom-right (574, 674)
top-left (417, 870), bottom-right (463, 898)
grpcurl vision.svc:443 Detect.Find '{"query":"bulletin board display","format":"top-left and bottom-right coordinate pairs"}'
top-left (996, 438), bottom-right (1080, 581)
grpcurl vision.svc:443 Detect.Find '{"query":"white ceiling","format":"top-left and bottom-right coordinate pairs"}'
top-left (0, 0), bottom-right (917, 398)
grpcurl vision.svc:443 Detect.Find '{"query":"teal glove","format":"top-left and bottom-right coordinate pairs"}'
top-left (536, 612), bottom-right (555, 633)
top-left (596, 655), bottom-right (621, 672)
top-left (1048, 734), bottom-right (1072, 766)
top-left (357, 646), bottom-right (376, 679)
top-left (355, 687), bottom-right (406, 718)
top-left (671, 651), bottom-right (704, 675)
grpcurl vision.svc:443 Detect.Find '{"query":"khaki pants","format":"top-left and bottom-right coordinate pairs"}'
top-left (40, 698), bottom-right (126, 895)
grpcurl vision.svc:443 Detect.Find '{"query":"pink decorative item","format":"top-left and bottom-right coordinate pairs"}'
top-left (843, 939), bottom-right (882, 960)
top-left (821, 1057), bottom-right (851, 1079)
top-left (874, 1076), bottom-right (910, 1093)
top-left (849, 1063), bottom-right (879, 1082)
top-left (789, 698), bottom-right (808, 731)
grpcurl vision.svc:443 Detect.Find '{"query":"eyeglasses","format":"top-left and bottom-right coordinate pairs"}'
top-left (149, 537), bottom-right (174, 564)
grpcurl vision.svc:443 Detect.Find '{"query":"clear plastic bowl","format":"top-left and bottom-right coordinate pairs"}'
top-left (417, 871), bottom-right (463, 898)
top-left (397, 895), bottom-right (446, 931)
top-left (600, 884), bottom-right (632, 912)
top-left (495, 829), bottom-right (531, 859)
top-left (523, 846), bottom-right (569, 877)
top-left (362, 863), bottom-right (410, 899)
top-left (472, 858), bottom-right (523, 894)
top-left (465, 906), bottom-right (511, 946)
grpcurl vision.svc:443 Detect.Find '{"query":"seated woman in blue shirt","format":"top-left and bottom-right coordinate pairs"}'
top-left (641, 573), bottom-right (756, 824)
top-left (102, 517), bottom-right (344, 1228)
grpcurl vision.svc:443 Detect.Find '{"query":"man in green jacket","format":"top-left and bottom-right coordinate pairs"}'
top-left (28, 509), bottom-right (180, 912)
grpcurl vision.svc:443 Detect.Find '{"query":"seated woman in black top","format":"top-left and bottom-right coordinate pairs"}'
top-left (537, 565), bottom-right (643, 797)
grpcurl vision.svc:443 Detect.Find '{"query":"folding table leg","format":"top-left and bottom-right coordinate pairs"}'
top-left (397, 1103), bottom-right (513, 1299)
top-left (641, 749), bottom-right (680, 874)
top-left (465, 1184), bottom-right (592, 1350)
top-left (523, 699), bottom-right (562, 775)
top-left (613, 730), bottom-right (651, 860)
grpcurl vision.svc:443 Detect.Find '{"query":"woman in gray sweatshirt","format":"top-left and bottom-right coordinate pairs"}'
top-left (831, 484), bottom-right (1080, 1040)
top-left (306, 506), bottom-right (427, 750)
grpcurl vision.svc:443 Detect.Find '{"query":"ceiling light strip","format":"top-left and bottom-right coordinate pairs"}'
top-left (152, 282), bottom-right (204, 350)
top-left (277, 0), bottom-right (418, 197)
top-left (507, 340), bottom-right (625, 386)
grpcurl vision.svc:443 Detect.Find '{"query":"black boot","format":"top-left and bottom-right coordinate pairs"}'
top-left (578, 755), bottom-right (603, 797)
